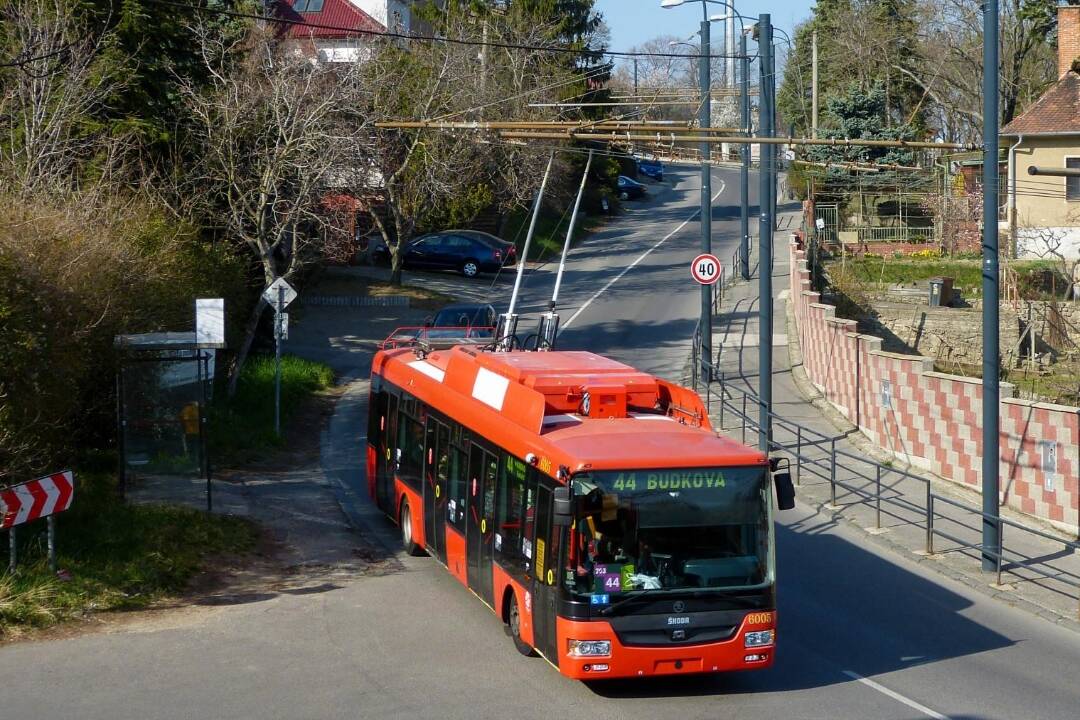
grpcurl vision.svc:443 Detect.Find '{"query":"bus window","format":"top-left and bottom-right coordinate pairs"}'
top-left (496, 455), bottom-right (529, 578)
top-left (449, 447), bottom-right (466, 529)
top-left (367, 389), bottom-right (385, 447)
top-left (397, 415), bottom-right (424, 487)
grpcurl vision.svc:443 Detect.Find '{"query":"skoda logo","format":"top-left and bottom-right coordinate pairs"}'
top-left (673, 601), bottom-right (686, 613)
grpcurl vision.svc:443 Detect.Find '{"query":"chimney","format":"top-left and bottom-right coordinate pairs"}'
top-left (1060, 4), bottom-right (1080, 78)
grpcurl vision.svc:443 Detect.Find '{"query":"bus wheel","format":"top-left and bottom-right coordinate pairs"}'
top-left (399, 500), bottom-right (423, 556)
top-left (507, 593), bottom-right (535, 657)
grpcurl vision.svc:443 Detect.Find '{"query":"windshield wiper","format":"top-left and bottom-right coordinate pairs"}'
top-left (598, 586), bottom-right (766, 616)
top-left (598, 588), bottom-right (663, 616)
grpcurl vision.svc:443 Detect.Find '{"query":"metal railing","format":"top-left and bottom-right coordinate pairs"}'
top-left (693, 358), bottom-right (1080, 618)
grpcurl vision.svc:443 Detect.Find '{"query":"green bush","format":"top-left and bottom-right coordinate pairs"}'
top-left (0, 195), bottom-right (247, 482)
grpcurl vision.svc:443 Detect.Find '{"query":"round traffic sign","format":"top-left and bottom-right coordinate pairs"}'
top-left (691, 253), bottom-right (722, 285)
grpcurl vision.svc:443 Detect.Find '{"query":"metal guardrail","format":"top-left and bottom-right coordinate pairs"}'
top-left (688, 350), bottom-right (1080, 618)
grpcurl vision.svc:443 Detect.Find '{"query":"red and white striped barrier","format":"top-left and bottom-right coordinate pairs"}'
top-left (1, 470), bottom-right (74, 530)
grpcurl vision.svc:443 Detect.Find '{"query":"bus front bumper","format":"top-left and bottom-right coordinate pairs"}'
top-left (555, 617), bottom-right (774, 680)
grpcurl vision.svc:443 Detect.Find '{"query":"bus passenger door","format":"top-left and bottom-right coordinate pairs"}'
top-left (424, 418), bottom-right (448, 564)
top-left (377, 393), bottom-right (398, 513)
top-left (467, 444), bottom-right (496, 606)
top-left (531, 483), bottom-right (560, 665)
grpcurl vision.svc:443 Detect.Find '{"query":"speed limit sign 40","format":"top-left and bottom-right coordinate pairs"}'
top-left (691, 253), bottom-right (722, 285)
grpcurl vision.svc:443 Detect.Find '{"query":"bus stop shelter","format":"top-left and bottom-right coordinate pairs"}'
top-left (115, 330), bottom-right (224, 511)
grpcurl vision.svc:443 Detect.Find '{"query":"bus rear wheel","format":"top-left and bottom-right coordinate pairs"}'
top-left (507, 593), bottom-right (535, 657)
top-left (399, 500), bottom-right (423, 556)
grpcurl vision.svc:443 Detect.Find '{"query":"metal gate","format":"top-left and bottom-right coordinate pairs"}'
top-left (815, 202), bottom-right (840, 245)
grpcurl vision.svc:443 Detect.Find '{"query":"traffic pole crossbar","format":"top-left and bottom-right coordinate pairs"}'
top-left (1, 470), bottom-right (75, 573)
top-left (699, 366), bottom-right (1080, 618)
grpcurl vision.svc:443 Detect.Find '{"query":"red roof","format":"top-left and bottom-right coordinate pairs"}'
top-left (276, 0), bottom-right (385, 40)
top-left (1002, 71), bottom-right (1080, 136)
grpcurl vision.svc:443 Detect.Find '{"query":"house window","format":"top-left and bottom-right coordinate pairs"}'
top-left (1067, 157), bottom-right (1080, 202)
top-left (292, 0), bottom-right (324, 12)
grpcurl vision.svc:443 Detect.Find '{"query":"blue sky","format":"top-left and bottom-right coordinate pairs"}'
top-left (594, 0), bottom-right (816, 51)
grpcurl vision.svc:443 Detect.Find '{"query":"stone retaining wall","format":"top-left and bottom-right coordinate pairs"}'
top-left (790, 239), bottom-right (1080, 531)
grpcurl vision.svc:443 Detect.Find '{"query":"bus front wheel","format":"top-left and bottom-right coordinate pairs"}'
top-left (399, 500), bottom-right (423, 556)
top-left (507, 593), bottom-right (535, 657)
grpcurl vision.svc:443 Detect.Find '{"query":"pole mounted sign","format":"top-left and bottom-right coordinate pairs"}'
top-left (262, 277), bottom-right (297, 438)
top-left (2, 469), bottom-right (75, 573)
top-left (1, 470), bottom-right (74, 530)
top-left (691, 253), bottom-right (722, 285)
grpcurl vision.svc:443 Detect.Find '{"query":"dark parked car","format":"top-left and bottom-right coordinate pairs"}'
top-left (637, 158), bottom-right (664, 182)
top-left (617, 175), bottom-right (648, 201)
top-left (371, 230), bottom-right (516, 278)
top-left (425, 303), bottom-right (497, 340)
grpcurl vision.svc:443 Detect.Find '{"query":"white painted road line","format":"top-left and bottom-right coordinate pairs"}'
top-left (842, 670), bottom-right (950, 720)
top-left (562, 182), bottom-right (726, 329)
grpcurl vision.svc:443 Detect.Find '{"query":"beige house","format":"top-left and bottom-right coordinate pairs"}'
top-left (1003, 5), bottom-right (1080, 259)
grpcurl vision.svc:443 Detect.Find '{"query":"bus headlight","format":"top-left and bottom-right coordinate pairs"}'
top-left (744, 630), bottom-right (774, 647)
top-left (568, 640), bottom-right (611, 657)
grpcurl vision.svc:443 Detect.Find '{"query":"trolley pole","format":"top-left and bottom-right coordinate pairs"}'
top-left (699, 15), bottom-right (713, 383)
top-left (981, 0), bottom-right (1001, 571)
top-left (757, 14), bottom-right (774, 453)
top-left (739, 31), bottom-right (750, 281)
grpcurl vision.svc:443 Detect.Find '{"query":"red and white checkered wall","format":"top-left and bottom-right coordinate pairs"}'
top-left (790, 241), bottom-right (1079, 531)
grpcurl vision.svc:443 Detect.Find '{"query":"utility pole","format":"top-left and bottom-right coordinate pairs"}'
top-left (633, 58), bottom-right (639, 96)
top-left (757, 14), bottom-right (774, 453)
top-left (699, 14), bottom-right (713, 383)
top-left (769, 34), bottom-right (778, 225)
top-left (740, 31), bottom-right (750, 281)
top-left (981, 0), bottom-right (1001, 571)
top-left (811, 30), bottom-right (819, 139)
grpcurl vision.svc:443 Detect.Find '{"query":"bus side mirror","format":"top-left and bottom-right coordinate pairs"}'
top-left (775, 471), bottom-right (795, 511)
top-left (553, 486), bottom-right (572, 526)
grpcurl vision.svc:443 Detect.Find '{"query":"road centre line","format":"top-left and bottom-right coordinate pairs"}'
top-left (842, 670), bottom-right (950, 720)
top-left (562, 181), bottom-right (726, 329)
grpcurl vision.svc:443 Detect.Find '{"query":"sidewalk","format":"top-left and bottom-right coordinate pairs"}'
top-left (710, 210), bottom-right (1080, 630)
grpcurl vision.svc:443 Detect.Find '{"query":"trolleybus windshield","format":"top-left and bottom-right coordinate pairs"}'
top-left (567, 467), bottom-right (769, 598)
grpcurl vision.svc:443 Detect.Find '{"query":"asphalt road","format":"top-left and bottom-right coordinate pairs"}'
top-left (3, 168), bottom-right (1079, 719)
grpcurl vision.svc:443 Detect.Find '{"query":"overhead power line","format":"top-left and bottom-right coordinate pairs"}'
top-left (143, 0), bottom-right (750, 61)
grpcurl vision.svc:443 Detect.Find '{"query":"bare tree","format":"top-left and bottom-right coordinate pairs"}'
top-left (352, 13), bottom-right (570, 284)
top-left (0, 0), bottom-right (124, 196)
top-left (178, 24), bottom-right (359, 393)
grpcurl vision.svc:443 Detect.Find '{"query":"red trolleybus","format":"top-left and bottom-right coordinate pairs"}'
top-left (366, 342), bottom-right (795, 680)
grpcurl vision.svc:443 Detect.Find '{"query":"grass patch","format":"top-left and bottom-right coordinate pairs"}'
top-left (502, 208), bottom-right (605, 263)
top-left (0, 472), bottom-right (257, 636)
top-left (210, 354), bottom-right (335, 465)
top-left (827, 257), bottom-right (1062, 297)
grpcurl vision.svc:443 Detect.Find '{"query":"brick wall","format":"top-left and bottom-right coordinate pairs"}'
top-left (1060, 5), bottom-right (1080, 78)
top-left (791, 239), bottom-right (1080, 531)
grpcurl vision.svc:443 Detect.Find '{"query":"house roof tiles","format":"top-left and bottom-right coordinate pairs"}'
top-left (275, 0), bottom-right (385, 40)
top-left (1002, 71), bottom-right (1080, 136)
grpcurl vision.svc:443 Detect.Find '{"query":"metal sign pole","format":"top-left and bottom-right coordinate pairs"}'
top-left (275, 286), bottom-right (283, 437)
top-left (47, 516), bottom-right (56, 572)
top-left (8, 527), bottom-right (15, 573)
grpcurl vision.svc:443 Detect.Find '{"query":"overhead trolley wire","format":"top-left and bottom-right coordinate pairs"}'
top-left (143, 0), bottom-right (752, 61)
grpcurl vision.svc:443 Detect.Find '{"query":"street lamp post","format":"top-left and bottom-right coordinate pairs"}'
top-left (757, 13), bottom-right (773, 453)
top-left (981, 0), bottom-right (1001, 571)
top-left (739, 30), bottom-right (750, 280)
